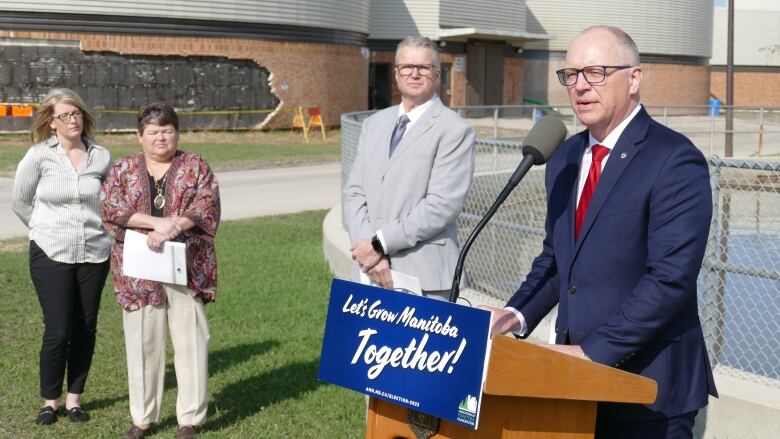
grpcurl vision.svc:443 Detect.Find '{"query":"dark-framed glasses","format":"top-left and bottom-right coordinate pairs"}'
top-left (396, 64), bottom-right (437, 77)
top-left (555, 65), bottom-right (633, 86)
top-left (52, 110), bottom-right (83, 123)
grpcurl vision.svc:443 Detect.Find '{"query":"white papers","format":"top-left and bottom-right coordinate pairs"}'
top-left (360, 270), bottom-right (422, 295)
top-left (122, 229), bottom-right (187, 285)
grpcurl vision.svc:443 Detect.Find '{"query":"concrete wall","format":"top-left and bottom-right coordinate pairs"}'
top-left (711, 7), bottom-right (780, 66)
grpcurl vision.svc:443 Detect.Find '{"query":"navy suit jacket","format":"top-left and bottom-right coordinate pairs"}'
top-left (507, 106), bottom-right (718, 421)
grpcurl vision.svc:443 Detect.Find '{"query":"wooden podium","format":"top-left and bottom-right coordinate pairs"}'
top-left (366, 335), bottom-right (657, 438)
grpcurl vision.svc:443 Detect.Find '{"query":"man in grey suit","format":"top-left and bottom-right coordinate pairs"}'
top-left (343, 36), bottom-right (475, 299)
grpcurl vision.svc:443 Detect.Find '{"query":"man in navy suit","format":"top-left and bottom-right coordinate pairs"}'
top-left (481, 26), bottom-right (718, 438)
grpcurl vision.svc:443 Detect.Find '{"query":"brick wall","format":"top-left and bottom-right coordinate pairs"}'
top-left (710, 71), bottom-right (780, 107)
top-left (0, 30), bottom-right (368, 128)
top-left (641, 63), bottom-right (711, 106)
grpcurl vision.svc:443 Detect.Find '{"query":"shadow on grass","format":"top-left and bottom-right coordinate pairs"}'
top-left (209, 340), bottom-right (280, 377)
top-left (199, 359), bottom-right (324, 432)
top-left (83, 394), bottom-right (128, 412)
top-left (151, 340), bottom-right (282, 430)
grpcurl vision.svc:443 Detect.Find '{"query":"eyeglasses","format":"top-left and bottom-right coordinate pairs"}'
top-left (396, 64), bottom-right (437, 77)
top-left (52, 110), bottom-right (83, 123)
top-left (555, 65), bottom-right (633, 86)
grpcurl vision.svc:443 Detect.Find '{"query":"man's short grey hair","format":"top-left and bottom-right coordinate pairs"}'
top-left (580, 25), bottom-right (640, 66)
top-left (395, 36), bottom-right (441, 68)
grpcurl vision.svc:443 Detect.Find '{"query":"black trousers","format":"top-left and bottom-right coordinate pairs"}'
top-left (29, 241), bottom-right (110, 400)
top-left (595, 410), bottom-right (698, 439)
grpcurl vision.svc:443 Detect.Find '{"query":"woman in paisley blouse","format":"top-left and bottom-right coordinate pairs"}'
top-left (101, 103), bottom-right (220, 439)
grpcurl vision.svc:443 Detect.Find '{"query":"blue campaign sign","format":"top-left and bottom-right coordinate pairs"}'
top-left (318, 279), bottom-right (491, 429)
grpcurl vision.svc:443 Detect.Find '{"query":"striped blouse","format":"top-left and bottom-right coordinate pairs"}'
top-left (12, 135), bottom-right (112, 264)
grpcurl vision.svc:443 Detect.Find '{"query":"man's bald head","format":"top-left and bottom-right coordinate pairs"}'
top-left (576, 26), bottom-right (640, 67)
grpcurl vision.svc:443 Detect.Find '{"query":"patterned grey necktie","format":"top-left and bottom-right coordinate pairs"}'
top-left (389, 114), bottom-right (410, 157)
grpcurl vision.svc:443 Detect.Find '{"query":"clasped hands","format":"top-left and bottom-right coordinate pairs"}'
top-left (351, 239), bottom-right (394, 289)
top-left (146, 217), bottom-right (183, 251)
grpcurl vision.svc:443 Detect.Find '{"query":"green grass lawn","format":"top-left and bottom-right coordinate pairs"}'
top-left (0, 130), bottom-right (340, 177)
top-left (0, 211), bottom-right (365, 438)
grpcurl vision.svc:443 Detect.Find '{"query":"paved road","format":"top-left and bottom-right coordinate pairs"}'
top-left (0, 162), bottom-right (342, 240)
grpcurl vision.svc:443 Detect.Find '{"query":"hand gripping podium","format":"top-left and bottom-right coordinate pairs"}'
top-left (366, 335), bottom-right (657, 439)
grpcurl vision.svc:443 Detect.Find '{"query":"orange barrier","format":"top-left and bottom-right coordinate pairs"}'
top-left (307, 107), bottom-right (327, 140)
top-left (12, 105), bottom-right (34, 117)
top-left (1, 104), bottom-right (36, 118)
top-left (290, 106), bottom-right (310, 142)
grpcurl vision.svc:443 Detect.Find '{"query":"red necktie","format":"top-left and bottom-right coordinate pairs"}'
top-left (575, 144), bottom-right (610, 239)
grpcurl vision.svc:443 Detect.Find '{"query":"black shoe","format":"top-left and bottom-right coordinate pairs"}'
top-left (35, 406), bottom-right (58, 425)
top-left (66, 406), bottom-right (90, 422)
top-left (125, 424), bottom-right (154, 439)
top-left (176, 425), bottom-right (198, 439)
top-left (176, 425), bottom-right (197, 439)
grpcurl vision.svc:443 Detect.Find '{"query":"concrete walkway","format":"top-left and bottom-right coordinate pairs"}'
top-left (0, 162), bottom-right (341, 240)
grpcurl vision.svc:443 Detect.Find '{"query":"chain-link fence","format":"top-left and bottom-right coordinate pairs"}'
top-left (455, 105), bottom-right (780, 159)
top-left (341, 110), bottom-right (780, 389)
top-left (700, 157), bottom-right (780, 387)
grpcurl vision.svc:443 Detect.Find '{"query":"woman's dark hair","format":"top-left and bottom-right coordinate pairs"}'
top-left (137, 102), bottom-right (179, 134)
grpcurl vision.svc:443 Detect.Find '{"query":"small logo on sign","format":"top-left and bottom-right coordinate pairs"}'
top-left (456, 394), bottom-right (478, 425)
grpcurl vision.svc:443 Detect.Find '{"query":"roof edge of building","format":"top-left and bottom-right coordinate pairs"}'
top-left (0, 10), bottom-right (368, 46)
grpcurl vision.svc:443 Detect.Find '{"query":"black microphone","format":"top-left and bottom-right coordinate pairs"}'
top-left (448, 115), bottom-right (567, 303)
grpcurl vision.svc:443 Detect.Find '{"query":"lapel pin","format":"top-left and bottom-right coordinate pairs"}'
top-left (425, 120), bottom-right (432, 128)
top-left (620, 152), bottom-right (628, 159)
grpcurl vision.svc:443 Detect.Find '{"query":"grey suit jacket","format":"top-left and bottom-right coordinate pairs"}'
top-left (343, 97), bottom-right (475, 290)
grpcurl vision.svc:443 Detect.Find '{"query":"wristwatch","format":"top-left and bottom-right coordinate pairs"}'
top-left (371, 234), bottom-right (385, 254)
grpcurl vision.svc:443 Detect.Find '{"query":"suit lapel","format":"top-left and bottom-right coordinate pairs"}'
top-left (572, 107), bottom-right (651, 259)
top-left (381, 99), bottom-right (441, 176)
top-left (565, 133), bottom-right (588, 259)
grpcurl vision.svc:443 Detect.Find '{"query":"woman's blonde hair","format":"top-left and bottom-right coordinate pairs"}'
top-left (30, 88), bottom-right (96, 144)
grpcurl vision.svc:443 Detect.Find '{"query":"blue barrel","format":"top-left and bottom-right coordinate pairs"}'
top-left (708, 98), bottom-right (721, 117)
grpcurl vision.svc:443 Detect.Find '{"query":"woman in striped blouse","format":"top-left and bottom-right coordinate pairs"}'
top-left (11, 88), bottom-right (112, 426)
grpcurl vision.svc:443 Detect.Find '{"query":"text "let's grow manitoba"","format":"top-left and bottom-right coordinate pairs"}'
top-left (342, 293), bottom-right (469, 380)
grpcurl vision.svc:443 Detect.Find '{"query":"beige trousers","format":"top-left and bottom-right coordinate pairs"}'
top-left (122, 284), bottom-right (210, 426)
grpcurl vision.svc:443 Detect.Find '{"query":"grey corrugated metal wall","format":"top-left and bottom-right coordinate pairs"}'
top-left (525, 0), bottom-right (713, 58)
top-left (0, 0), bottom-right (370, 34)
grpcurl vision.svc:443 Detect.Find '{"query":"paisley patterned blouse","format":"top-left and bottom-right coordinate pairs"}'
top-left (101, 150), bottom-right (220, 311)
